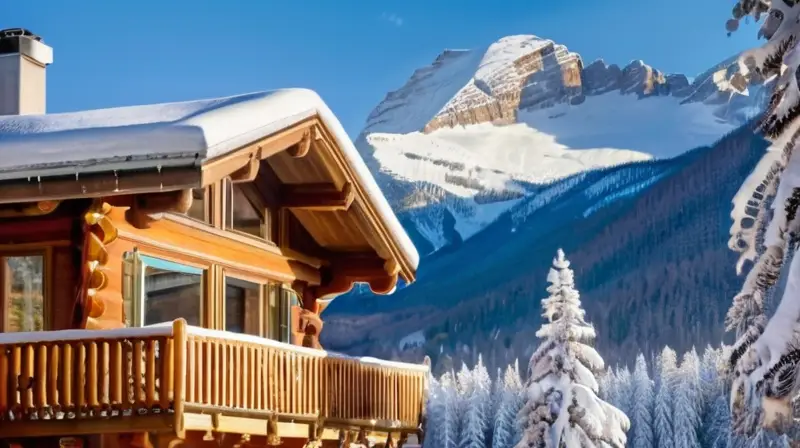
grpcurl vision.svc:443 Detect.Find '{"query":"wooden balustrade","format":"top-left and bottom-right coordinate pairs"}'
top-left (0, 322), bottom-right (182, 422)
top-left (323, 355), bottom-right (428, 429)
top-left (181, 327), bottom-right (325, 420)
top-left (0, 319), bottom-right (428, 437)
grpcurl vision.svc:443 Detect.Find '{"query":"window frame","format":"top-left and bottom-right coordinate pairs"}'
top-left (185, 187), bottom-right (212, 224)
top-left (223, 178), bottom-right (275, 243)
top-left (123, 249), bottom-right (206, 328)
top-left (122, 249), bottom-right (299, 346)
top-left (0, 247), bottom-right (52, 333)
top-left (222, 274), bottom-right (266, 337)
top-left (219, 268), bottom-right (293, 344)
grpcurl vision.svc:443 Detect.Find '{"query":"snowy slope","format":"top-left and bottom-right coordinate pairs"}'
top-left (356, 35), bottom-right (763, 252)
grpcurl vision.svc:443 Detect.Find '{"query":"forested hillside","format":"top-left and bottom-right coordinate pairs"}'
top-left (324, 124), bottom-right (767, 374)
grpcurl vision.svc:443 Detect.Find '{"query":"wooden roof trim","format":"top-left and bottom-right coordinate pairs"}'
top-left (0, 166), bottom-right (201, 205)
top-left (311, 117), bottom-right (416, 283)
top-left (200, 118), bottom-right (316, 187)
top-left (184, 114), bottom-right (415, 283)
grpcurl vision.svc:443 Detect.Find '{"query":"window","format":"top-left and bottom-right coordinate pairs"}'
top-left (186, 188), bottom-right (208, 223)
top-left (123, 250), bottom-right (203, 327)
top-left (269, 286), bottom-right (298, 343)
top-left (1, 254), bottom-right (44, 332)
top-left (225, 181), bottom-right (271, 240)
top-left (225, 277), bottom-right (261, 336)
top-left (224, 281), bottom-right (292, 343)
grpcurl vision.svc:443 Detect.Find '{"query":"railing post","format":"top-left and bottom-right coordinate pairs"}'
top-left (172, 318), bottom-right (187, 439)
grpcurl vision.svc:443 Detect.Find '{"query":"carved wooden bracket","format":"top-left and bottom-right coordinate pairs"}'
top-left (125, 189), bottom-right (194, 229)
top-left (287, 130), bottom-right (312, 158)
top-left (229, 155), bottom-right (261, 184)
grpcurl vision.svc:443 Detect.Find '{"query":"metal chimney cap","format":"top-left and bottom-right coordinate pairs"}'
top-left (0, 28), bottom-right (43, 41)
top-left (0, 28), bottom-right (52, 66)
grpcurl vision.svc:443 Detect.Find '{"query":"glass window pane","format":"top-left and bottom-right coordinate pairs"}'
top-left (226, 278), bottom-right (261, 336)
top-left (186, 188), bottom-right (207, 222)
top-left (226, 182), bottom-right (264, 238)
top-left (141, 257), bottom-right (202, 326)
top-left (3, 255), bottom-right (44, 332)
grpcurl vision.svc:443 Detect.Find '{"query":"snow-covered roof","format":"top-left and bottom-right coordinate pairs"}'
top-left (0, 89), bottom-right (420, 270)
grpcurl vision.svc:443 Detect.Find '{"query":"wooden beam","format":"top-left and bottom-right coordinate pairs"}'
top-left (331, 253), bottom-right (391, 277)
top-left (287, 130), bottom-right (312, 158)
top-left (281, 183), bottom-right (354, 211)
top-left (0, 200), bottom-right (60, 218)
top-left (201, 120), bottom-right (315, 186)
top-left (126, 189), bottom-right (194, 229)
top-left (0, 167), bottom-right (200, 205)
top-left (229, 156), bottom-right (261, 184)
top-left (0, 414), bottom-right (174, 438)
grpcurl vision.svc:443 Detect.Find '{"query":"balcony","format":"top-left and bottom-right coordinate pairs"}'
top-left (0, 319), bottom-right (429, 440)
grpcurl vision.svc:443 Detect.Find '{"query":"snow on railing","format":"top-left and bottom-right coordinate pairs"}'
top-left (0, 319), bottom-right (428, 434)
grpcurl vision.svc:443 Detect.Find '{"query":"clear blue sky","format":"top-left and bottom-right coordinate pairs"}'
top-left (4, 0), bottom-right (760, 137)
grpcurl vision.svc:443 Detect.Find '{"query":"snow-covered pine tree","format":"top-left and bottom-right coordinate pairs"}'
top-left (749, 429), bottom-right (791, 447)
top-left (494, 363), bottom-right (523, 448)
top-left (615, 367), bottom-right (634, 420)
top-left (515, 249), bottom-right (629, 448)
top-left (723, 0), bottom-right (800, 433)
top-left (431, 371), bottom-right (459, 448)
top-left (654, 346), bottom-right (678, 448)
top-left (493, 367), bottom-right (505, 418)
top-left (509, 359), bottom-right (525, 448)
top-left (699, 346), bottom-right (725, 445)
top-left (427, 375), bottom-right (441, 448)
top-left (631, 354), bottom-right (655, 448)
top-left (459, 358), bottom-right (490, 448)
top-left (700, 346), bottom-right (724, 410)
top-left (673, 350), bottom-right (702, 448)
top-left (705, 395), bottom-right (732, 448)
top-left (597, 368), bottom-right (613, 403)
top-left (474, 355), bottom-right (494, 447)
top-left (456, 363), bottom-right (474, 443)
top-left (491, 367), bottom-right (505, 448)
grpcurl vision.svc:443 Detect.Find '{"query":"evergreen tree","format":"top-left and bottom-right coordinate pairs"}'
top-left (654, 347), bottom-right (677, 448)
top-left (723, 0), bottom-right (800, 435)
top-left (631, 354), bottom-right (655, 448)
top-left (509, 359), bottom-right (525, 448)
top-left (494, 364), bottom-right (523, 448)
top-left (431, 371), bottom-right (459, 448)
top-left (474, 355), bottom-right (493, 447)
top-left (490, 367), bottom-right (505, 448)
top-left (597, 368), bottom-right (614, 403)
top-left (615, 366), bottom-right (634, 420)
top-left (673, 350), bottom-right (701, 448)
top-left (699, 346), bottom-right (724, 445)
top-left (705, 395), bottom-right (731, 448)
top-left (427, 375), bottom-right (441, 448)
top-left (515, 249), bottom-right (629, 448)
top-left (456, 363), bottom-right (474, 443)
top-left (459, 358), bottom-right (490, 448)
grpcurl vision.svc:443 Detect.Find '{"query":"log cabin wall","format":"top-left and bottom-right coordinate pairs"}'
top-left (81, 185), bottom-right (323, 347)
top-left (0, 200), bottom-right (90, 334)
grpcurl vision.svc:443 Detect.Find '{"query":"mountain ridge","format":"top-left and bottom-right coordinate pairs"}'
top-left (322, 34), bottom-right (769, 373)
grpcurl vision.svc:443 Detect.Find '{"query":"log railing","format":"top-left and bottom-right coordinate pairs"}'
top-left (0, 319), bottom-right (428, 436)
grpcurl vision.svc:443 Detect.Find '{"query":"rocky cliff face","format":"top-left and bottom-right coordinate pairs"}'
top-left (362, 35), bottom-right (765, 136)
top-left (423, 36), bottom-right (583, 132)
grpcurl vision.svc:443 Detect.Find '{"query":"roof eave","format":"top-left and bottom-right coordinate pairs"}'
top-left (0, 164), bottom-right (202, 205)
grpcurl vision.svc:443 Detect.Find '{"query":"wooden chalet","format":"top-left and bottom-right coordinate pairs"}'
top-left (0, 29), bottom-right (428, 448)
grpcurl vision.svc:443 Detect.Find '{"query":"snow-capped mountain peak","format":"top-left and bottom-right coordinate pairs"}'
top-left (355, 35), bottom-right (766, 253)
